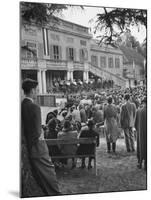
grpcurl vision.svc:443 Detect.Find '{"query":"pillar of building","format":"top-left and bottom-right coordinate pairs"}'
top-left (84, 61), bottom-right (89, 82)
top-left (67, 61), bottom-right (74, 81)
top-left (86, 71), bottom-right (89, 82)
top-left (37, 70), bottom-right (42, 94)
top-left (83, 71), bottom-right (86, 81)
top-left (70, 71), bottom-right (73, 81)
top-left (67, 71), bottom-right (70, 80)
top-left (42, 70), bottom-right (47, 93)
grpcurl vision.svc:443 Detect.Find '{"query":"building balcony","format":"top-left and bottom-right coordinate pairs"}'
top-left (21, 58), bottom-right (38, 70)
top-left (46, 59), bottom-right (68, 71)
top-left (73, 61), bottom-right (85, 71)
top-left (21, 58), bottom-right (86, 72)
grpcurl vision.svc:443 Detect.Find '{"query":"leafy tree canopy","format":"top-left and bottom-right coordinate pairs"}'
top-left (21, 2), bottom-right (83, 25)
top-left (92, 8), bottom-right (147, 46)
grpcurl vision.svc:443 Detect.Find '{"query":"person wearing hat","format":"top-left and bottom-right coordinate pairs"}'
top-left (21, 78), bottom-right (60, 196)
top-left (135, 97), bottom-right (147, 170)
top-left (77, 119), bottom-right (99, 169)
top-left (120, 93), bottom-right (136, 152)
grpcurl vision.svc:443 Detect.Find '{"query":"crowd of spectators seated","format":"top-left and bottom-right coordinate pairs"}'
top-left (43, 85), bottom-right (146, 169)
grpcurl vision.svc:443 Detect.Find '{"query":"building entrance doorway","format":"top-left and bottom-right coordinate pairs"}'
top-left (73, 71), bottom-right (83, 81)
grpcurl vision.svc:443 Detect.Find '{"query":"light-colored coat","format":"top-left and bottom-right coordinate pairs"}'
top-left (104, 104), bottom-right (119, 142)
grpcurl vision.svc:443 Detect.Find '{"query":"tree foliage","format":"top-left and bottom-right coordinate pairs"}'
top-left (21, 2), bottom-right (74, 24)
top-left (93, 8), bottom-right (147, 46)
top-left (116, 31), bottom-right (146, 57)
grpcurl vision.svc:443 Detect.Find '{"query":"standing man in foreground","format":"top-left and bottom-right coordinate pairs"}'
top-left (135, 97), bottom-right (147, 170)
top-left (21, 78), bottom-right (60, 196)
top-left (120, 94), bottom-right (136, 152)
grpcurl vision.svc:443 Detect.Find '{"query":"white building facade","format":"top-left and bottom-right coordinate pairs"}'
top-left (21, 18), bottom-right (126, 94)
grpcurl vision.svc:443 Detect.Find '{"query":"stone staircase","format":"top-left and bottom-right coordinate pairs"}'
top-left (89, 63), bottom-right (126, 88)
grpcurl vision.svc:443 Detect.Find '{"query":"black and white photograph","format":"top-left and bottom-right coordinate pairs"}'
top-left (19, 0), bottom-right (148, 198)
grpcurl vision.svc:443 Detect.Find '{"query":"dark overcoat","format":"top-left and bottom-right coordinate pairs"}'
top-left (77, 128), bottom-right (99, 155)
top-left (21, 98), bottom-right (60, 196)
top-left (135, 105), bottom-right (147, 161)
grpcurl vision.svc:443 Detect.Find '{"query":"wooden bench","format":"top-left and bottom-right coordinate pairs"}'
top-left (45, 138), bottom-right (98, 175)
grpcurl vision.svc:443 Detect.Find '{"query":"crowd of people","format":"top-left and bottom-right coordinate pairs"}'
top-left (47, 78), bottom-right (115, 94)
top-left (44, 84), bottom-right (147, 170)
top-left (21, 78), bottom-right (147, 197)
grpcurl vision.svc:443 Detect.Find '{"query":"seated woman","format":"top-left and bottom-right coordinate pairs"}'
top-left (77, 119), bottom-right (100, 169)
top-left (58, 120), bottom-right (78, 168)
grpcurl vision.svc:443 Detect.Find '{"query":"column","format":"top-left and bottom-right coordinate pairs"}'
top-left (67, 61), bottom-right (73, 81)
top-left (37, 70), bottom-right (42, 94)
top-left (83, 71), bottom-right (86, 81)
top-left (42, 70), bottom-right (47, 94)
top-left (70, 71), bottom-right (73, 81)
top-left (67, 71), bottom-right (70, 80)
top-left (86, 71), bottom-right (89, 82)
top-left (84, 61), bottom-right (89, 82)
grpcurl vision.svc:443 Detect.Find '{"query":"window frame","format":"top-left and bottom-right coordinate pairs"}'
top-left (68, 47), bottom-right (74, 61)
top-left (100, 56), bottom-right (106, 68)
top-left (108, 57), bottom-right (114, 68)
top-left (115, 57), bottom-right (120, 68)
top-left (26, 41), bottom-right (37, 59)
top-left (91, 55), bottom-right (98, 67)
top-left (53, 45), bottom-right (59, 60)
top-left (80, 48), bottom-right (88, 62)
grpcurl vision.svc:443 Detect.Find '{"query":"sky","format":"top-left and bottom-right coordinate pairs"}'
top-left (59, 6), bottom-right (146, 44)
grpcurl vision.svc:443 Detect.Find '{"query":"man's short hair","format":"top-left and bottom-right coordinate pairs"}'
top-left (22, 78), bottom-right (38, 94)
top-left (124, 94), bottom-right (130, 101)
top-left (87, 119), bottom-right (95, 127)
top-left (63, 120), bottom-right (71, 130)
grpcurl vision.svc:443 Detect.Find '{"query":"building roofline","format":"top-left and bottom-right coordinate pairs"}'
top-left (22, 17), bottom-right (89, 30)
top-left (58, 17), bottom-right (89, 29)
top-left (49, 26), bottom-right (92, 39)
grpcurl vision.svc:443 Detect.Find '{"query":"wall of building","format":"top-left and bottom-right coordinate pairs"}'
top-left (90, 44), bottom-right (124, 78)
top-left (21, 19), bottom-right (127, 92)
top-left (48, 29), bottom-right (91, 62)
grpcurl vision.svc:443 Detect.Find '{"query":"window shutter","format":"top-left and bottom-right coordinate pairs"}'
top-left (66, 47), bottom-right (69, 61)
top-left (49, 45), bottom-right (54, 59)
top-left (73, 48), bottom-right (76, 61)
top-left (84, 49), bottom-right (88, 60)
top-left (79, 49), bottom-right (82, 62)
top-left (96, 56), bottom-right (98, 66)
top-left (38, 43), bottom-right (43, 59)
top-left (59, 46), bottom-right (62, 60)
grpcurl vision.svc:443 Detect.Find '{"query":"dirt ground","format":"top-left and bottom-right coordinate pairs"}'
top-left (56, 138), bottom-right (147, 195)
top-left (41, 107), bottom-right (147, 195)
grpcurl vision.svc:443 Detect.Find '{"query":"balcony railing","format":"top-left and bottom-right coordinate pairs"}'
top-left (46, 59), bottom-right (67, 70)
top-left (21, 58), bottom-right (38, 69)
top-left (74, 61), bottom-right (85, 70)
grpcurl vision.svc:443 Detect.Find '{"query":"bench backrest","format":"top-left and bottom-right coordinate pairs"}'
top-left (45, 138), bottom-right (97, 146)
